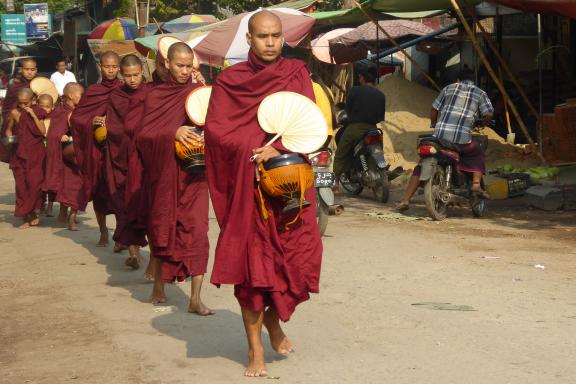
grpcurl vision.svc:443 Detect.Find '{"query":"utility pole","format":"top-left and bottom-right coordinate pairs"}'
top-left (136, 0), bottom-right (149, 38)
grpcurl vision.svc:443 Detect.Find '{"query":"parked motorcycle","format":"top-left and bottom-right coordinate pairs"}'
top-left (417, 123), bottom-right (492, 220)
top-left (335, 111), bottom-right (401, 203)
top-left (309, 149), bottom-right (334, 236)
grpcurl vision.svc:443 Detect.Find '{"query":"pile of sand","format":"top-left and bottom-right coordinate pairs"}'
top-left (375, 76), bottom-right (539, 171)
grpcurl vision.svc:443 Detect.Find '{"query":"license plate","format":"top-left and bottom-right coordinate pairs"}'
top-left (314, 172), bottom-right (335, 187)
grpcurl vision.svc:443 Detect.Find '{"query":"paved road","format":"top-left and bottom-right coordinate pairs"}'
top-left (1, 163), bottom-right (576, 384)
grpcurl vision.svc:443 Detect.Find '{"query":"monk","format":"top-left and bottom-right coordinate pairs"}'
top-left (37, 94), bottom-right (56, 217)
top-left (136, 42), bottom-right (212, 315)
top-left (204, 11), bottom-right (323, 377)
top-left (44, 83), bottom-right (86, 230)
top-left (0, 58), bottom-right (37, 163)
top-left (104, 54), bottom-right (149, 269)
top-left (8, 88), bottom-right (49, 228)
top-left (70, 51), bottom-right (122, 246)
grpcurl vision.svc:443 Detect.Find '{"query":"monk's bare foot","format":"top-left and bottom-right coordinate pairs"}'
top-left (245, 346), bottom-right (267, 377)
top-left (67, 210), bottom-right (79, 231)
top-left (264, 310), bottom-right (293, 356)
top-left (125, 256), bottom-right (140, 270)
top-left (18, 221), bottom-right (31, 229)
top-left (188, 299), bottom-right (215, 316)
top-left (151, 278), bottom-right (166, 304)
top-left (144, 258), bottom-right (155, 281)
top-left (97, 232), bottom-right (109, 247)
top-left (113, 242), bottom-right (127, 253)
top-left (57, 206), bottom-right (68, 223)
top-left (29, 213), bottom-right (40, 227)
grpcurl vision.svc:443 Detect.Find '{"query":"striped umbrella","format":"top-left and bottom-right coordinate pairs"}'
top-left (193, 8), bottom-right (315, 67)
top-left (163, 14), bottom-right (219, 33)
top-left (88, 18), bottom-right (138, 40)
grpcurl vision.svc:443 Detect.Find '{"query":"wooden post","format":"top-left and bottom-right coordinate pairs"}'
top-left (469, 9), bottom-right (540, 120)
top-left (450, 0), bottom-right (546, 163)
top-left (351, 0), bottom-right (441, 91)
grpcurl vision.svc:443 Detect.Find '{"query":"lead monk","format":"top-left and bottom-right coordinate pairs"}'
top-left (136, 42), bottom-right (212, 314)
top-left (205, 11), bottom-right (323, 377)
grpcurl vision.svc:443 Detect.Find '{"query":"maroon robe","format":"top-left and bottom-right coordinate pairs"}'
top-left (104, 83), bottom-right (149, 247)
top-left (69, 78), bottom-right (122, 213)
top-left (1, 79), bottom-right (31, 163)
top-left (44, 104), bottom-right (86, 211)
top-left (205, 51), bottom-right (323, 322)
top-left (136, 75), bottom-right (208, 283)
top-left (10, 105), bottom-right (47, 217)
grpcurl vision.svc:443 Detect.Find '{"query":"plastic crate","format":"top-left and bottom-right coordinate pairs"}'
top-left (502, 173), bottom-right (531, 197)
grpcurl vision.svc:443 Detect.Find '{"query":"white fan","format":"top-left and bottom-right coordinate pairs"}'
top-left (185, 86), bottom-right (212, 126)
top-left (257, 91), bottom-right (328, 154)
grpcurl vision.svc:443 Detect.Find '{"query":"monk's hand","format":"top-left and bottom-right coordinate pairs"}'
top-left (61, 135), bottom-right (71, 143)
top-left (176, 126), bottom-right (203, 147)
top-left (22, 106), bottom-right (34, 115)
top-left (252, 146), bottom-right (281, 165)
top-left (93, 116), bottom-right (105, 127)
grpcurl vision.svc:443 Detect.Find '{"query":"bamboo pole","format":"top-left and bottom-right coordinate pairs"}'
top-left (351, 0), bottom-right (441, 91)
top-left (450, 0), bottom-right (546, 164)
top-left (468, 9), bottom-right (540, 120)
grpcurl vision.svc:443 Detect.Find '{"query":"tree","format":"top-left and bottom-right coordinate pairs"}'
top-left (3, 0), bottom-right (80, 14)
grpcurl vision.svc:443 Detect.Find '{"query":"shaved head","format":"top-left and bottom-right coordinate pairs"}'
top-left (38, 94), bottom-right (54, 105)
top-left (167, 42), bottom-right (193, 61)
top-left (100, 51), bottom-right (120, 64)
top-left (17, 88), bottom-right (34, 99)
top-left (248, 10), bottom-right (281, 34)
top-left (121, 54), bottom-right (142, 70)
top-left (63, 82), bottom-right (84, 107)
top-left (246, 10), bottom-right (283, 62)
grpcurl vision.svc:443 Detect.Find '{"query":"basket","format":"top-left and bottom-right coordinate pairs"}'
top-left (502, 173), bottom-right (531, 197)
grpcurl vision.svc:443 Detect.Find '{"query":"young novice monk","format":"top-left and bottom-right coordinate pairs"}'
top-left (37, 94), bottom-right (56, 217)
top-left (8, 88), bottom-right (49, 228)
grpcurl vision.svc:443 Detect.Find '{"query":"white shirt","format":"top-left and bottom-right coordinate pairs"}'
top-left (50, 70), bottom-right (77, 96)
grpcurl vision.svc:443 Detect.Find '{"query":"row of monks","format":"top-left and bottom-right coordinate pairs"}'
top-left (0, 11), bottom-right (323, 377)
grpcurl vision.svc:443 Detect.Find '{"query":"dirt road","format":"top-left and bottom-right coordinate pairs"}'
top-left (1, 163), bottom-right (576, 384)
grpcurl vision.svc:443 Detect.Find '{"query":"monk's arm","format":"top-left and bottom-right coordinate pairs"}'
top-left (25, 108), bottom-right (47, 136)
top-left (5, 115), bottom-right (15, 137)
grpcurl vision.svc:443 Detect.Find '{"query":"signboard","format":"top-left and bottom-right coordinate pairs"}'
top-left (24, 3), bottom-right (50, 40)
top-left (1, 14), bottom-right (27, 44)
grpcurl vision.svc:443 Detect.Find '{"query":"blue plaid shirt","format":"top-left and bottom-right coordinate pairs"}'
top-left (432, 80), bottom-right (494, 144)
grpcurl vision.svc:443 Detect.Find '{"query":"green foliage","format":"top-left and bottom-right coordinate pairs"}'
top-left (112, 0), bottom-right (132, 18)
top-left (1, 0), bottom-right (79, 14)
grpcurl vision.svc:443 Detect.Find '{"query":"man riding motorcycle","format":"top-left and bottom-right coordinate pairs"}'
top-left (333, 66), bottom-right (386, 188)
top-left (396, 68), bottom-right (494, 212)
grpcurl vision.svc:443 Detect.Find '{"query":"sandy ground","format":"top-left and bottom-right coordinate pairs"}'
top-left (1, 162), bottom-right (576, 384)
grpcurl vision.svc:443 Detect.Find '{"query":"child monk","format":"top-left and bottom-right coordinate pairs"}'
top-left (37, 94), bottom-right (56, 217)
top-left (7, 88), bottom-right (49, 228)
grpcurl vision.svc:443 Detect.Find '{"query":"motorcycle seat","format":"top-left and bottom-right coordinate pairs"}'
top-left (418, 134), bottom-right (460, 153)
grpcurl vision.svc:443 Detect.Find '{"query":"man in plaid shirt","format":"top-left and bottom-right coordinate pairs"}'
top-left (396, 68), bottom-right (494, 211)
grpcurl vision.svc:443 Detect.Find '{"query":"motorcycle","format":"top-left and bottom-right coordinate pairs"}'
top-left (309, 149), bottom-right (335, 236)
top-left (417, 123), bottom-right (491, 220)
top-left (335, 110), bottom-right (401, 203)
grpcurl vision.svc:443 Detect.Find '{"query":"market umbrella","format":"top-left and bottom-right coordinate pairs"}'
top-left (193, 8), bottom-right (315, 67)
top-left (328, 20), bottom-right (436, 64)
top-left (134, 31), bottom-right (208, 57)
top-left (88, 18), bottom-right (139, 40)
top-left (311, 28), bottom-right (354, 64)
top-left (162, 14), bottom-right (219, 33)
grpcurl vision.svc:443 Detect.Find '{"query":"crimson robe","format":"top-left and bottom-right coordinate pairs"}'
top-left (136, 75), bottom-right (209, 282)
top-left (44, 104), bottom-right (86, 211)
top-left (69, 78), bottom-right (122, 213)
top-left (10, 105), bottom-right (47, 217)
top-left (104, 83), bottom-right (149, 247)
top-left (0, 79), bottom-right (31, 163)
top-left (204, 51), bottom-right (323, 322)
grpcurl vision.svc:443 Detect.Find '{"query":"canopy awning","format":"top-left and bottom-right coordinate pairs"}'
top-left (372, 0), bottom-right (482, 12)
top-left (312, 6), bottom-right (445, 26)
top-left (491, 0), bottom-right (576, 18)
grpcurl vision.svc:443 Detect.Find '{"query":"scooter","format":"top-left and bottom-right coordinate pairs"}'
top-left (309, 149), bottom-right (334, 236)
top-left (417, 123), bottom-right (491, 220)
top-left (335, 111), bottom-right (402, 203)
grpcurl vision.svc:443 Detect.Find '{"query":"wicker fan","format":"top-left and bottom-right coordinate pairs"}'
top-left (157, 35), bottom-right (200, 69)
top-left (30, 77), bottom-right (58, 104)
top-left (185, 86), bottom-right (212, 126)
top-left (257, 91), bottom-right (328, 154)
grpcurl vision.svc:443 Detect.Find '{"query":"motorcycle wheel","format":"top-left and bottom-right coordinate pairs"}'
top-left (369, 158), bottom-right (389, 203)
top-left (424, 166), bottom-right (448, 221)
top-left (340, 172), bottom-right (363, 195)
top-left (315, 190), bottom-right (329, 236)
